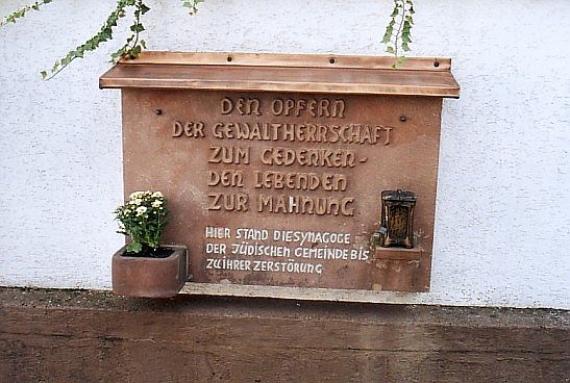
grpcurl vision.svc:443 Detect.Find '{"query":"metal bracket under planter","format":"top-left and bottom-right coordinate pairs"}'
top-left (112, 245), bottom-right (188, 298)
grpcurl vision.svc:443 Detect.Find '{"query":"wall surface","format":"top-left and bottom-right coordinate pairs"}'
top-left (1, 0), bottom-right (569, 309)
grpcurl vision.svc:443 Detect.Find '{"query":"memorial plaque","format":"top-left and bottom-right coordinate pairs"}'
top-left (101, 52), bottom-right (460, 293)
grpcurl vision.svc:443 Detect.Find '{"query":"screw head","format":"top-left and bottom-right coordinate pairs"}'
top-left (400, 115), bottom-right (407, 122)
top-left (154, 109), bottom-right (163, 116)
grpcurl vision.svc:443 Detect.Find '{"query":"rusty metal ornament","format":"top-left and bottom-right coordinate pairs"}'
top-left (378, 190), bottom-right (416, 249)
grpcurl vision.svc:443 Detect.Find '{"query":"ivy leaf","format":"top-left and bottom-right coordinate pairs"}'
top-left (140, 3), bottom-right (150, 14)
top-left (390, 6), bottom-right (399, 18)
top-left (181, 0), bottom-right (204, 15)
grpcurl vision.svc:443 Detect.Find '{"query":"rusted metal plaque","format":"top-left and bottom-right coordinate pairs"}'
top-left (122, 89), bottom-right (443, 292)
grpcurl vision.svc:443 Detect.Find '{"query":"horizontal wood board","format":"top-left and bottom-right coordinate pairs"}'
top-left (0, 287), bottom-right (568, 383)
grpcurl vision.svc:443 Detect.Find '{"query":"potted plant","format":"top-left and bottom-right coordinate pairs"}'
top-left (112, 191), bottom-right (188, 298)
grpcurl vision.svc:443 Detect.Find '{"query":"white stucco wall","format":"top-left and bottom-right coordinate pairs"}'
top-left (1, 0), bottom-right (568, 309)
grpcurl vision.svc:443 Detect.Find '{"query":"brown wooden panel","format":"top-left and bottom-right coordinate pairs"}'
top-left (1, 288), bottom-right (569, 383)
top-left (4, 332), bottom-right (568, 383)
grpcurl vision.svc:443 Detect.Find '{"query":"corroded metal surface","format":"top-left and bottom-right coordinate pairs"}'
top-left (121, 89), bottom-right (442, 291)
top-left (379, 190), bottom-right (417, 249)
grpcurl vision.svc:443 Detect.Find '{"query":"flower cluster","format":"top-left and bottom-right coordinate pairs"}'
top-left (114, 191), bottom-right (168, 254)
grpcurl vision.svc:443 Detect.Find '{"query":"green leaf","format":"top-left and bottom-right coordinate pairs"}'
top-left (382, 28), bottom-right (393, 44)
top-left (181, 0), bottom-right (204, 15)
top-left (127, 241), bottom-right (143, 254)
top-left (390, 6), bottom-right (399, 18)
top-left (130, 23), bottom-right (144, 32)
top-left (140, 3), bottom-right (150, 14)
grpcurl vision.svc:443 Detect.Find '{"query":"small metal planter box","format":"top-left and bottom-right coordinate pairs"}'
top-left (101, 52), bottom-right (459, 298)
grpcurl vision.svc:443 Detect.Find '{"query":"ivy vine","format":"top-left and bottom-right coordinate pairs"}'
top-left (382, 0), bottom-right (415, 68)
top-left (0, 0), bottom-right (54, 28)
top-left (0, 0), bottom-right (414, 78)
